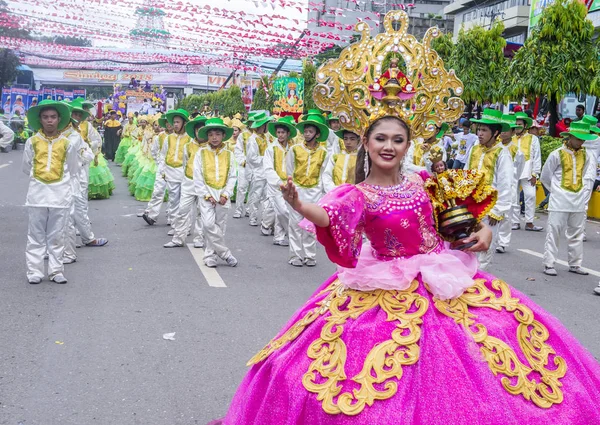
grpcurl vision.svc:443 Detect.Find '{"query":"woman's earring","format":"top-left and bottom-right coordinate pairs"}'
top-left (364, 150), bottom-right (370, 177)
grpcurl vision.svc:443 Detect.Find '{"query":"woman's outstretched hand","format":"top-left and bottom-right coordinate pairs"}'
top-left (281, 176), bottom-right (302, 212)
top-left (452, 222), bottom-right (492, 252)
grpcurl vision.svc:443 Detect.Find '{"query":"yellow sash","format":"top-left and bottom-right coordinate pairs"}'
top-left (165, 133), bottom-right (190, 168)
top-left (333, 152), bottom-right (357, 186)
top-left (201, 146), bottom-right (231, 190)
top-left (255, 134), bottom-right (268, 156)
top-left (514, 133), bottom-right (533, 161)
top-left (31, 134), bottom-right (69, 184)
top-left (79, 121), bottom-right (90, 145)
top-left (293, 144), bottom-right (327, 188)
top-left (468, 142), bottom-right (502, 186)
top-left (559, 147), bottom-right (586, 193)
top-left (184, 141), bottom-right (205, 180)
top-left (273, 143), bottom-right (288, 181)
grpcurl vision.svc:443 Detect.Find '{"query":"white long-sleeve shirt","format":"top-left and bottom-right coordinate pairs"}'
top-left (0, 120), bottom-right (14, 148)
top-left (63, 125), bottom-right (94, 196)
top-left (234, 130), bottom-right (251, 167)
top-left (160, 132), bottom-right (191, 183)
top-left (465, 141), bottom-right (513, 220)
top-left (264, 142), bottom-right (290, 197)
top-left (326, 129), bottom-right (343, 155)
top-left (246, 132), bottom-right (270, 181)
top-left (285, 143), bottom-right (328, 203)
top-left (193, 144), bottom-right (236, 203)
top-left (513, 133), bottom-right (541, 180)
top-left (541, 145), bottom-right (592, 212)
top-left (22, 131), bottom-right (80, 208)
top-left (322, 151), bottom-right (357, 193)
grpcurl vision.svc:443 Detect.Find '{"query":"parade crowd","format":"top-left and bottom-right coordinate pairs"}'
top-left (15, 97), bottom-right (600, 297)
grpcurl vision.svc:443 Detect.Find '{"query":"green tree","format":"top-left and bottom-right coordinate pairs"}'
top-left (302, 59), bottom-right (317, 112)
top-left (451, 21), bottom-right (508, 116)
top-left (431, 32), bottom-right (454, 66)
top-left (0, 49), bottom-right (21, 88)
top-left (252, 76), bottom-right (274, 111)
top-left (510, 0), bottom-right (599, 136)
top-left (38, 35), bottom-right (93, 46)
top-left (178, 85), bottom-right (245, 116)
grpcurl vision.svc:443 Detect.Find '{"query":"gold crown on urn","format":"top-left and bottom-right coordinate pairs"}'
top-left (429, 145), bottom-right (445, 164)
top-left (313, 10), bottom-right (464, 138)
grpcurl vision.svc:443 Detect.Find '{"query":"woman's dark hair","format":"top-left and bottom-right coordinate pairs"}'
top-left (355, 116), bottom-right (411, 184)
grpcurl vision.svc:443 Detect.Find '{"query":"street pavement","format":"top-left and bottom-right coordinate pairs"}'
top-left (1, 148), bottom-right (599, 425)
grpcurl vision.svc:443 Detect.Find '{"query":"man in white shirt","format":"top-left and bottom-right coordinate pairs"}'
top-left (453, 120), bottom-right (477, 169)
top-left (541, 122), bottom-right (595, 276)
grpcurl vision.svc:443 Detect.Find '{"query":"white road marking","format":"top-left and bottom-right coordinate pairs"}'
top-left (0, 163), bottom-right (10, 169)
top-left (186, 243), bottom-right (227, 287)
top-left (518, 248), bottom-right (600, 277)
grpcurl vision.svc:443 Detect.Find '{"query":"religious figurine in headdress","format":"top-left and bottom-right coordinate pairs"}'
top-left (370, 57), bottom-right (415, 103)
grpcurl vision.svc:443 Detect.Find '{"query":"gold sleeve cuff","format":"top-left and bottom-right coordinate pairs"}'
top-left (488, 212), bottom-right (503, 221)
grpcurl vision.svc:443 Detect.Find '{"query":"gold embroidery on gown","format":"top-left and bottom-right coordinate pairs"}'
top-left (248, 278), bottom-right (567, 414)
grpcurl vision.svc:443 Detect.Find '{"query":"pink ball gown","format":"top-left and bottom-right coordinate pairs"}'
top-left (215, 172), bottom-right (600, 425)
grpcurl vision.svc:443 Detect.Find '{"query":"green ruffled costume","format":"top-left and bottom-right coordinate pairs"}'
top-left (134, 158), bottom-right (158, 202)
top-left (88, 153), bottom-right (115, 199)
top-left (114, 135), bottom-right (132, 165)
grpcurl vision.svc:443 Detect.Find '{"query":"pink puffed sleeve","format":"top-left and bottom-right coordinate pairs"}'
top-left (314, 184), bottom-right (366, 268)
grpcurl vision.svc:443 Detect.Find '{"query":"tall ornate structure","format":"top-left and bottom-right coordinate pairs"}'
top-left (129, 0), bottom-right (171, 48)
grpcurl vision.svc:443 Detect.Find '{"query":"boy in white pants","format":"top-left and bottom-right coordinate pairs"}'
top-left (233, 112), bottom-right (258, 219)
top-left (246, 112), bottom-right (272, 227)
top-left (541, 121), bottom-right (595, 276)
top-left (164, 116), bottom-right (208, 249)
top-left (23, 100), bottom-right (80, 284)
top-left (194, 118), bottom-right (238, 268)
top-left (323, 129), bottom-right (360, 193)
top-left (264, 116), bottom-right (297, 246)
top-left (285, 113), bottom-right (329, 267)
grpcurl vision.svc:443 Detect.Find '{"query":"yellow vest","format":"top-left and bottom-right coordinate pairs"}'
top-left (468, 142), bottom-right (503, 186)
top-left (184, 140), bottom-right (206, 180)
top-left (201, 146), bottom-right (232, 190)
top-left (332, 152), bottom-right (357, 186)
top-left (272, 143), bottom-right (289, 181)
top-left (559, 146), bottom-right (586, 193)
top-left (165, 133), bottom-right (191, 168)
top-left (31, 134), bottom-right (69, 184)
top-left (292, 144), bottom-right (328, 188)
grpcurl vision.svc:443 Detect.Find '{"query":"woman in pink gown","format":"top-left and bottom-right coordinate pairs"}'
top-left (213, 116), bottom-right (600, 425)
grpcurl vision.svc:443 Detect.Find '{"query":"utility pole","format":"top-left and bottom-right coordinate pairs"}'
top-left (272, 30), bottom-right (307, 76)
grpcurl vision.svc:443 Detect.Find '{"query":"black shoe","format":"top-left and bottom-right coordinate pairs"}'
top-left (142, 213), bottom-right (155, 226)
top-left (0, 147), bottom-right (9, 153)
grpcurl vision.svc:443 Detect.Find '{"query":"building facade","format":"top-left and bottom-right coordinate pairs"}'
top-left (443, 0), bottom-right (530, 43)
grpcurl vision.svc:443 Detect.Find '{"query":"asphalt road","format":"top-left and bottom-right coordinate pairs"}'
top-left (1, 148), bottom-right (599, 425)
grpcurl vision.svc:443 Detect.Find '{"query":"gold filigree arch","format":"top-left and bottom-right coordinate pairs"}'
top-left (314, 10), bottom-right (464, 139)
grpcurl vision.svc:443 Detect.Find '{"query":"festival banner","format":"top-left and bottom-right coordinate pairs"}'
top-left (27, 90), bottom-right (40, 109)
top-left (54, 89), bottom-right (65, 101)
top-left (2, 87), bottom-right (12, 113)
top-left (63, 90), bottom-right (74, 101)
top-left (42, 87), bottom-right (54, 100)
top-left (238, 77), bottom-right (253, 112)
top-left (10, 87), bottom-right (29, 116)
top-left (73, 88), bottom-right (86, 100)
top-left (272, 77), bottom-right (304, 115)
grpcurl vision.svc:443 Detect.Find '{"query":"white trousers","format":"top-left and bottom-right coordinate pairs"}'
top-left (497, 214), bottom-right (512, 248)
top-left (73, 189), bottom-right (94, 244)
top-left (200, 201), bottom-right (231, 261)
top-left (26, 207), bottom-right (69, 280)
top-left (248, 178), bottom-right (266, 223)
top-left (146, 172), bottom-right (169, 222)
top-left (288, 208), bottom-right (316, 261)
top-left (271, 192), bottom-right (289, 243)
top-left (234, 168), bottom-right (251, 216)
top-left (171, 191), bottom-right (203, 246)
top-left (543, 211), bottom-right (585, 268)
top-left (261, 197), bottom-right (275, 230)
top-left (477, 217), bottom-right (500, 271)
top-left (64, 203), bottom-right (77, 262)
top-left (512, 179), bottom-right (536, 224)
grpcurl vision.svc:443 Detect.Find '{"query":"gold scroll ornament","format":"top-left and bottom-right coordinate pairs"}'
top-left (313, 10), bottom-right (464, 139)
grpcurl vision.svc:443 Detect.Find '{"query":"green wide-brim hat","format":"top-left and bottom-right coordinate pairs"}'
top-left (582, 115), bottom-right (600, 134)
top-left (296, 114), bottom-right (329, 142)
top-left (471, 108), bottom-right (510, 132)
top-left (327, 113), bottom-right (340, 123)
top-left (69, 99), bottom-right (91, 121)
top-left (158, 117), bottom-right (167, 128)
top-left (268, 116), bottom-right (297, 139)
top-left (27, 99), bottom-right (71, 132)
top-left (301, 108), bottom-right (322, 121)
top-left (560, 121), bottom-right (597, 141)
top-left (165, 108), bottom-right (190, 125)
top-left (244, 111), bottom-right (260, 127)
top-left (514, 112), bottom-right (533, 128)
top-left (197, 117), bottom-right (234, 141)
top-left (250, 112), bottom-right (273, 129)
top-left (185, 116), bottom-right (208, 139)
top-left (501, 114), bottom-right (523, 130)
top-left (334, 129), bottom-right (360, 139)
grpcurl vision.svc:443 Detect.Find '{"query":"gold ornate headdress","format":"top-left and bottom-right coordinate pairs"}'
top-left (429, 145), bottom-right (444, 164)
top-left (313, 10), bottom-right (464, 139)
